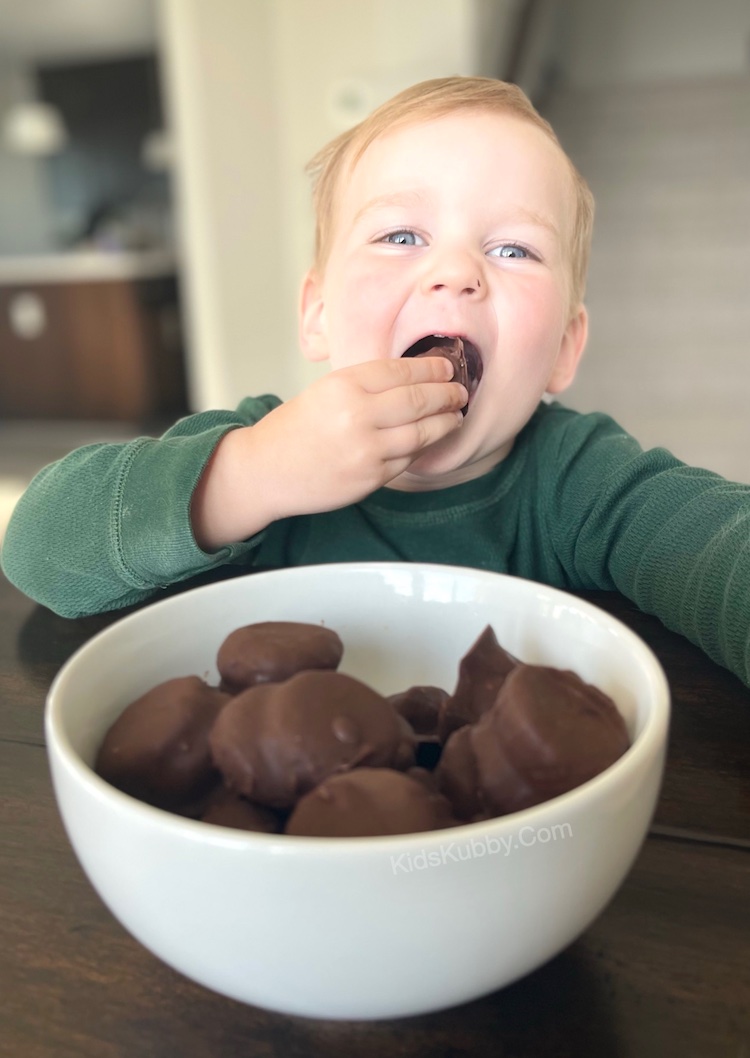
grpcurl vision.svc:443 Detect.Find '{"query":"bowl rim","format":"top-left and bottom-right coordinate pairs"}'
top-left (45, 562), bottom-right (671, 855)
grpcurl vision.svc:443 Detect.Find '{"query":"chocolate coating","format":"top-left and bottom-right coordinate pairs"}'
top-left (388, 685), bottom-right (448, 738)
top-left (209, 670), bottom-right (416, 809)
top-left (217, 621), bottom-right (344, 694)
top-left (200, 787), bottom-right (282, 833)
top-left (95, 676), bottom-right (229, 810)
top-left (411, 337), bottom-right (469, 414)
top-left (434, 724), bottom-right (487, 821)
top-left (438, 664), bottom-right (630, 818)
top-left (476, 665), bottom-right (630, 812)
top-left (448, 625), bottom-right (517, 731)
top-left (406, 765), bottom-right (442, 791)
top-left (388, 684), bottom-right (458, 769)
top-left (286, 767), bottom-right (457, 837)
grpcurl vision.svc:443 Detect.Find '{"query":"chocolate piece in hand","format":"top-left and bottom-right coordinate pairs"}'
top-left (217, 621), bottom-right (344, 694)
top-left (405, 336), bottom-right (470, 414)
top-left (448, 625), bottom-right (517, 731)
top-left (209, 670), bottom-right (416, 810)
top-left (285, 767), bottom-right (457, 837)
top-left (95, 676), bottom-right (229, 810)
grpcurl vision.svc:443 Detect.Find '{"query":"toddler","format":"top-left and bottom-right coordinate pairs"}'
top-left (2, 77), bottom-right (749, 688)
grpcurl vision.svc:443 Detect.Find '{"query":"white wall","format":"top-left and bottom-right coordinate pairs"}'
top-left (542, 0), bottom-right (750, 483)
top-left (560, 0), bottom-right (750, 87)
top-left (158, 0), bottom-right (286, 410)
top-left (159, 0), bottom-right (519, 409)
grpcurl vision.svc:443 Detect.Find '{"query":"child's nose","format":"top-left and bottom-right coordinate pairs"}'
top-left (420, 248), bottom-right (486, 299)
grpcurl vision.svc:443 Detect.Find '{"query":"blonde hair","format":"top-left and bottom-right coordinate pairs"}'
top-left (305, 76), bottom-right (594, 311)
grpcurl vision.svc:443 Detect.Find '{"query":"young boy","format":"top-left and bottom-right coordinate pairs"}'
top-left (2, 77), bottom-right (749, 688)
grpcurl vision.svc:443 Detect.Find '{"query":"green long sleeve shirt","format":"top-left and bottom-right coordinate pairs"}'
top-left (2, 397), bottom-right (749, 687)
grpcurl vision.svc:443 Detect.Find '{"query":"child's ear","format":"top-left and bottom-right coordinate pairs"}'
top-left (299, 270), bottom-right (330, 363)
top-left (546, 304), bottom-right (589, 394)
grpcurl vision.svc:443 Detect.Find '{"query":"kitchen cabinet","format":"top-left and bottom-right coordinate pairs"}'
top-left (0, 253), bottom-right (187, 420)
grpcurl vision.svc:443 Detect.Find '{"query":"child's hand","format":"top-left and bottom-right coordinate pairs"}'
top-left (192, 357), bottom-right (467, 550)
top-left (263, 356), bottom-right (467, 505)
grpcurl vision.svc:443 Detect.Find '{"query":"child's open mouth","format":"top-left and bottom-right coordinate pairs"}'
top-left (401, 335), bottom-right (483, 415)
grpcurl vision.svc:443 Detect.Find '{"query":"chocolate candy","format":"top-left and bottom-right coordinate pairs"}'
top-left (200, 786), bottom-right (282, 833)
top-left (447, 625), bottom-right (517, 730)
top-left (285, 767), bottom-right (457, 837)
top-left (95, 619), bottom-right (631, 838)
top-left (388, 684), bottom-right (460, 770)
top-left (437, 664), bottom-right (629, 818)
top-left (209, 670), bottom-right (416, 810)
top-left (432, 725), bottom-right (480, 821)
top-left (95, 676), bottom-right (229, 810)
top-left (420, 337), bottom-right (469, 391)
top-left (404, 336), bottom-right (470, 414)
top-left (388, 685), bottom-right (449, 738)
top-left (217, 621), bottom-right (344, 694)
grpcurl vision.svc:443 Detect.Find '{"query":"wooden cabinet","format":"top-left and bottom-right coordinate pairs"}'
top-left (0, 274), bottom-right (188, 420)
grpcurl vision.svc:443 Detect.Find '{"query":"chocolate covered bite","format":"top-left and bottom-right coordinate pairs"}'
top-left (434, 724), bottom-right (487, 822)
top-left (200, 786), bottom-right (282, 833)
top-left (286, 767), bottom-right (457, 837)
top-left (209, 670), bottom-right (416, 810)
top-left (388, 684), bottom-right (460, 770)
top-left (217, 621), bottom-right (344, 694)
top-left (388, 685), bottom-right (449, 738)
top-left (95, 676), bottom-right (229, 810)
top-left (438, 664), bottom-right (630, 818)
top-left (402, 335), bottom-right (479, 415)
top-left (95, 619), bottom-right (631, 837)
top-left (476, 665), bottom-right (630, 813)
top-left (448, 625), bottom-right (517, 731)
top-left (417, 337), bottom-right (469, 392)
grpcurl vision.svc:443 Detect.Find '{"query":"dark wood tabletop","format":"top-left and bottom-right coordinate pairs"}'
top-left (2, 568), bottom-right (749, 1058)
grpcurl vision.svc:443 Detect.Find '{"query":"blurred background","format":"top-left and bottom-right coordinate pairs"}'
top-left (1, 0), bottom-right (749, 539)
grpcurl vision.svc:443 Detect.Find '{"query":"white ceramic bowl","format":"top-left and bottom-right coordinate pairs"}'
top-left (46, 563), bottom-right (670, 1020)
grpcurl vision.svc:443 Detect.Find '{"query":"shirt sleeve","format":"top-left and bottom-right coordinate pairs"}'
top-left (543, 404), bottom-right (750, 688)
top-left (0, 396), bottom-right (281, 618)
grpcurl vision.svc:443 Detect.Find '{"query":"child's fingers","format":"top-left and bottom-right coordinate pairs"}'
top-left (380, 409), bottom-right (464, 461)
top-left (372, 380), bottom-right (468, 427)
top-left (350, 355), bottom-right (455, 394)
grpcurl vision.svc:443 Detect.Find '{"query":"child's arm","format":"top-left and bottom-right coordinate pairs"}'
top-left (1, 359), bottom-right (464, 618)
top-left (191, 356), bottom-right (465, 550)
top-left (0, 406), bottom-right (263, 618)
top-left (543, 406), bottom-right (750, 688)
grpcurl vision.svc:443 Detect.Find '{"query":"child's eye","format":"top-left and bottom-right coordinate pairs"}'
top-left (380, 230), bottom-right (425, 246)
top-left (489, 243), bottom-right (532, 259)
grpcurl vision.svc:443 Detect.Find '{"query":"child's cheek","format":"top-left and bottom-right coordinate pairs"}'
top-left (495, 280), bottom-right (570, 387)
top-left (339, 263), bottom-right (406, 330)
top-left (323, 260), bottom-right (405, 366)
top-left (507, 277), bottom-right (568, 346)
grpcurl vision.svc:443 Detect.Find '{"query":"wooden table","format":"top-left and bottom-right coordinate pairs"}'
top-left (2, 569), bottom-right (749, 1057)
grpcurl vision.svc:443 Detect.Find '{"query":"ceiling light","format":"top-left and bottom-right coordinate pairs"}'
top-left (2, 101), bottom-right (68, 156)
